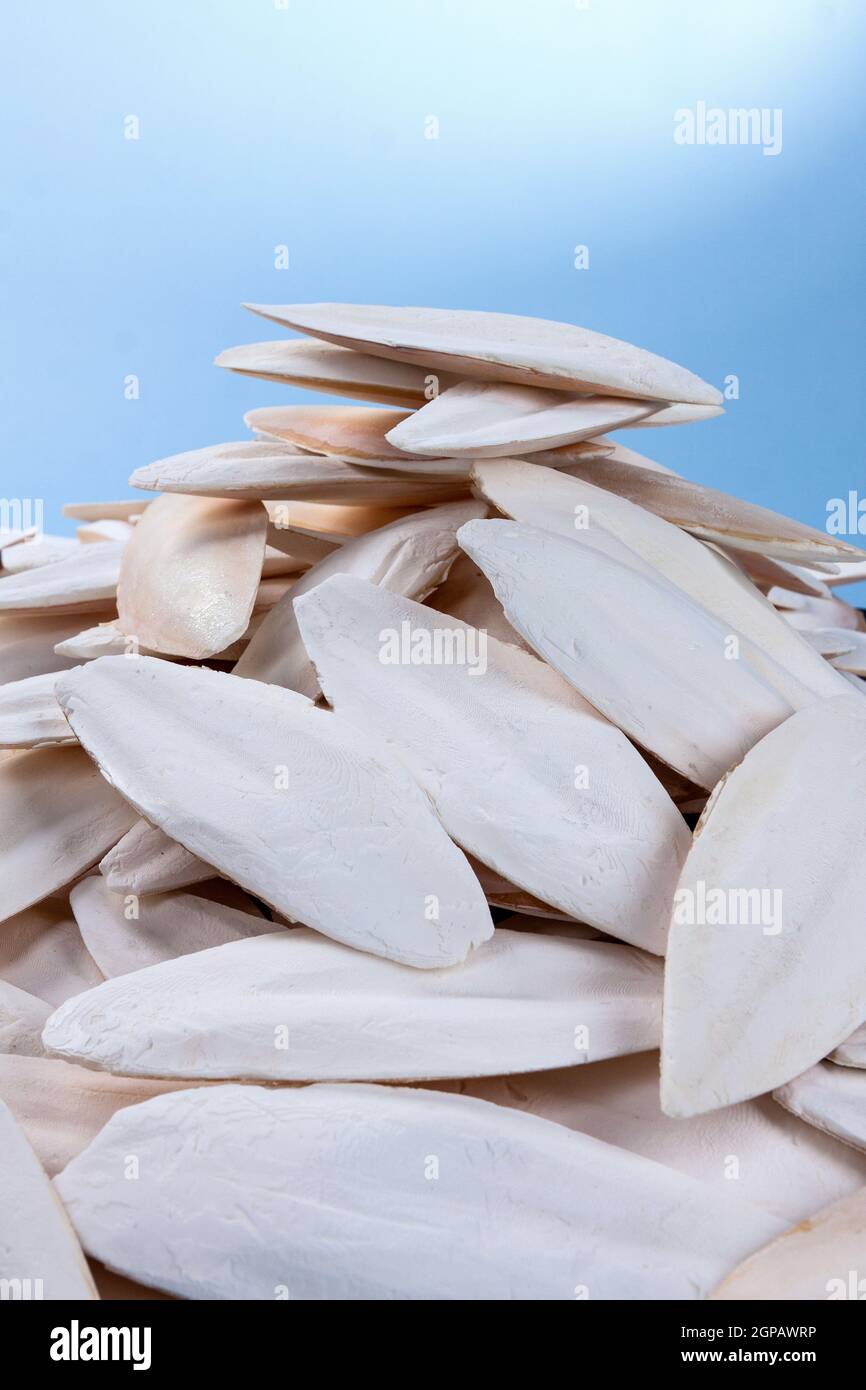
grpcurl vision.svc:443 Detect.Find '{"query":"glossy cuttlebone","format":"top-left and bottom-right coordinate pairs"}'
top-left (69, 877), bottom-right (275, 978)
top-left (0, 1054), bottom-right (208, 1177)
top-left (712, 1189), bottom-right (866, 1301)
top-left (387, 381), bottom-right (662, 457)
top-left (0, 1101), bottom-right (98, 1299)
top-left (774, 1063), bottom-right (866, 1157)
top-left (458, 519), bottom-right (793, 789)
top-left (55, 1082), bottom-right (779, 1301)
top-left (438, 1052), bottom-right (866, 1226)
top-left (0, 670), bottom-right (77, 747)
top-left (43, 927), bottom-right (662, 1080)
top-left (558, 455), bottom-right (866, 563)
top-left (0, 542), bottom-right (124, 615)
top-left (235, 500), bottom-right (486, 695)
top-left (662, 695), bottom-right (866, 1117)
top-left (296, 577), bottom-right (689, 950)
top-left (116, 494), bottom-right (267, 660)
top-left (56, 657), bottom-right (492, 967)
top-left (244, 303), bottom-right (724, 406)
top-left (0, 900), bottom-right (103, 1005)
top-left (0, 746), bottom-right (137, 925)
top-left (99, 820), bottom-right (213, 895)
top-left (130, 440), bottom-right (468, 503)
top-left (216, 337), bottom-right (464, 406)
top-left (472, 460), bottom-right (848, 706)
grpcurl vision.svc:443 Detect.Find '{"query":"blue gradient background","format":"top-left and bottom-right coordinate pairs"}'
top-left (3, 0), bottom-right (865, 584)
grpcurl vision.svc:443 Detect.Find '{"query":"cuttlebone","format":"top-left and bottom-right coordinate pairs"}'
top-left (129, 441), bottom-right (469, 502)
top-left (774, 1063), bottom-right (866, 1157)
top-left (426, 551), bottom-right (528, 650)
top-left (264, 499), bottom-right (417, 540)
top-left (0, 746), bottom-right (137, 924)
top-left (63, 501), bottom-right (149, 521)
top-left (437, 1052), bottom-right (866, 1227)
top-left (662, 695), bottom-right (866, 1118)
top-left (1, 536), bottom-right (80, 573)
top-left (0, 1101), bottom-right (98, 1299)
top-left (728, 550), bottom-right (833, 599)
top-left (216, 337), bottom-right (463, 406)
top-left (0, 1054), bottom-right (211, 1177)
top-left (0, 900), bottom-right (103, 1005)
top-left (99, 819), bottom-right (213, 895)
top-left (54, 1081), bottom-right (780, 1300)
top-left (69, 877), bottom-right (275, 978)
top-left (831, 1022), bottom-right (866, 1069)
top-left (804, 628), bottom-right (866, 675)
top-left (387, 381), bottom-right (662, 458)
top-left (77, 519), bottom-right (134, 544)
top-left (296, 575), bottom-right (689, 951)
top-left (0, 542), bottom-right (123, 615)
top-left (0, 979), bottom-right (52, 1056)
top-left (711, 1188), bottom-right (866, 1301)
top-left (55, 657), bottom-right (492, 967)
top-left (0, 611), bottom-right (111, 685)
top-left (620, 401), bottom-right (724, 428)
top-left (243, 303), bottom-right (723, 406)
top-left (0, 669), bottom-right (78, 747)
top-left (246, 404), bottom-right (430, 461)
top-left (42, 926), bottom-right (662, 1080)
top-left (773, 588), bottom-right (866, 633)
top-left (235, 500), bottom-right (487, 696)
top-left (558, 455), bottom-right (866, 563)
top-left (116, 493), bottom-right (267, 660)
top-left (471, 458), bottom-right (849, 706)
top-left (458, 518), bottom-right (793, 789)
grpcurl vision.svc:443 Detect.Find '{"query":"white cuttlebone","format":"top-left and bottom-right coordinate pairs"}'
top-left (0, 746), bottom-right (137, 925)
top-left (0, 1055), bottom-right (210, 1178)
top-left (819, 559), bottom-right (866, 587)
top-left (43, 927), bottom-right (662, 1081)
top-left (56, 614), bottom-right (260, 663)
top-left (458, 519), bottom-right (793, 789)
top-left (387, 382), bottom-right (662, 458)
top-left (472, 459), bottom-right (848, 706)
top-left (69, 877), bottom-right (276, 978)
top-left (437, 1052), bottom-right (866, 1227)
top-left (99, 820), bottom-right (213, 895)
top-left (296, 577), bottom-right (688, 951)
top-left (774, 1063), bottom-right (866, 1157)
top-left (558, 455), bottom-right (866, 563)
top-left (116, 493), bottom-right (267, 660)
top-left (235, 500), bottom-right (486, 695)
top-left (130, 441), bottom-right (470, 503)
top-left (76, 519), bottom-right (134, 544)
top-left (728, 549), bottom-right (833, 598)
top-left (620, 402), bottom-right (724, 428)
top-left (0, 1101), bottom-right (98, 1299)
top-left (772, 587), bottom-right (866, 633)
top-left (594, 439), bottom-right (679, 475)
top-left (712, 1189), bottom-right (866, 1301)
top-left (803, 628), bottom-right (866, 674)
top-left (0, 611), bottom-right (110, 685)
top-left (830, 1022), bottom-right (866, 1069)
top-left (662, 694), bottom-right (866, 1118)
top-left (0, 901), bottom-right (103, 1005)
top-left (63, 501), bottom-right (149, 521)
top-left (0, 542), bottom-right (123, 615)
top-left (216, 337), bottom-right (464, 405)
top-left (0, 527), bottom-right (36, 552)
top-left (1, 536), bottom-right (79, 573)
top-left (0, 980), bottom-right (52, 1056)
top-left (264, 499), bottom-right (415, 540)
top-left (55, 1081), bottom-right (779, 1300)
top-left (244, 303), bottom-right (723, 407)
top-left (0, 669), bottom-right (77, 747)
top-left (427, 552), bottom-right (528, 649)
top-left (56, 657), bottom-right (492, 968)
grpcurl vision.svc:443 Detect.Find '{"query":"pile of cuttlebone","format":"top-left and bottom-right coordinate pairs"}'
top-left (3, 302), bottom-right (866, 1302)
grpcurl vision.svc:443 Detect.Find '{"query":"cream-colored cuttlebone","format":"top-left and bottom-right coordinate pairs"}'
top-left (712, 1188), bottom-right (866, 1301)
top-left (235, 500), bottom-right (486, 695)
top-left (0, 543), bottom-right (124, 616)
top-left (116, 494), bottom-right (267, 660)
top-left (216, 337), bottom-right (464, 405)
top-left (662, 695), bottom-right (866, 1118)
top-left (0, 669), bottom-right (78, 747)
top-left (458, 518), bottom-right (793, 789)
top-left (0, 980), bottom-right (52, 1056)
top-left (296, 576), bottom-right (689, 951)
top-left (55, 657), bottom-right (492, 967)
top-left (243, 303), bottom-right (723, 406)
top-left (54, 1082), bottom-right (780, 1301)
top-left (0, 1100), bottom-right (98, 1299)
top-left (774, 1063), bottom-right (866, 1157)
top-left (0, 900), bottom-right (103, 1004)
top-left (99, 820), bottom-right (213, 895)
top-left (43, 927), bottom-right (662, 1080)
